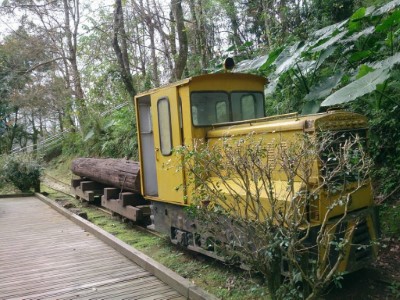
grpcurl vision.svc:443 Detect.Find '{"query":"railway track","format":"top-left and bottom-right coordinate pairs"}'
top-left (41, 174), bottom-right (165, 238)
top-left (41, 173), bottom-right (73, 196)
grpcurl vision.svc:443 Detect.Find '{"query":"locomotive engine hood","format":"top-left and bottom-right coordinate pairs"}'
top-left (205, 110), bottom-right (368, 140)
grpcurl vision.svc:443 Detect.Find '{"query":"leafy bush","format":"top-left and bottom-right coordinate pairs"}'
top-left (78, 105), bottom-right (138, 159)
top-left (178, 132), bottom-right (373, 299)
top-left (380, 203), bottom-right (400, 237)
top-left (0, 157), bottom-right (6, 190)
top-left (62, 131), bottom-right (86, 157)
top-left (42, 143), bottom-right (63, 162)
top-left (1, 154), bottom-right (42, 192)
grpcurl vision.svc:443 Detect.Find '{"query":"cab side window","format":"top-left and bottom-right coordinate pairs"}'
top-left (158, 98), bottom-right (172, 155)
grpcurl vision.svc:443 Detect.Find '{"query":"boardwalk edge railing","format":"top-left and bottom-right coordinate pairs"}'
top-left (34, 193), bottom-right (218, 300)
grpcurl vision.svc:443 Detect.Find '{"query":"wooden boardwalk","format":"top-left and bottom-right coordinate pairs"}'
top-left (0, 196), bottom-right (186, 300)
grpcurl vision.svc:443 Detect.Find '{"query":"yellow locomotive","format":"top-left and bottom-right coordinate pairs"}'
top-left (134, 72), bottom-right (378, 274)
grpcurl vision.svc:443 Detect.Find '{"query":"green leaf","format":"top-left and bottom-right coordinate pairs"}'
top-left (321, 68), bottom-right (390, 106)
top-left (315, 46), bottom-right (337, 69)
top-left (349, 50), bottom-right (372, 63)
top-left (369, 52), bottom-right (400, 69)
top-left (311, 30), bottom-right (348, 53)
top-left (342, 26), bottom-right (375, 44)
top-left (376, 9), bottom-right (400, 32)
top-left (348, 7), bottom-right (366, 32)
top-left (372, 0), bottom-right (400, 17)
top-left (312, 20), bottom-right (348, 41)
top-left (259, 47), bottom-right (284, 71)
top-left (237, 41), bottom-right (253, 51)
top-left (297, 60), bottom-right (316, 75)
top-left (274, 41), bottom-right (307, 74)
top-left (104, 119), bottom-right (116, 129)
top-left (304, 71), bottom-right (343, 101)
top-left (83, 129), bottom-right (95, 142)
top-left (235, 55), bottom-right (269, 72)
top-left (226, 44), bottom-right (236, 52)
top-left (356, 65), bottom-right (375, 79)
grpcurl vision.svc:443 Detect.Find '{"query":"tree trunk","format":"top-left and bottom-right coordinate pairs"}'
top-left (262, 0), bottom-right (273, 48)
top-left (58, 109), bottom-right (64, 133)
top-left (143, 0), bottom-right (160, 87)
top-left (188, 0), bottom-right (208, 73)
top-left (198, 0), bottom-right (210, 73)
top-left (171, 0), bottom-right (188, 80)
top-left (223, 0), bottom-right (242, 50)
top-left (63, 0), bottom-right (86, 113)
top-left (113, 0), bottom-right (136, 97)
top-left (31, 113), bottom-right (39, 154)
top-left (71, 158), bottom-right (141, 193)
top-left (6, 107), bottom-right (19, 154)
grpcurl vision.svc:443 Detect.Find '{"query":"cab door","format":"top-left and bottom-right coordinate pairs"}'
top-left (137, 95), bottom-right (158, 197)
top-left (151, 88), bottom-right (186, 204)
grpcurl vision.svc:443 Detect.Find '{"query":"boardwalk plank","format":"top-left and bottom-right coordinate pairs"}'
top-left (56, 276), bottom-right (159, 299)
top-left (0, 197), bottom-right (184, 300)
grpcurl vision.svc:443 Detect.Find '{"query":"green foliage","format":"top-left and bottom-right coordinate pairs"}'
top-left (302, 71), bottom-right (343, 114)
top-left (61, 131), bottom-right (86, 157)
top-left (380, 203), bottom-right (400, 237)
top-left (349, 7), bottom-right (367, 32)
top-left (96, 107), bottom-right (138, 159)
top-left (321, 68), bottom-right (390, 106)
top-left (389, 281), bottom-right (400, 299)
top-left (236, 1), bottom-right (400, 111)
top-left (349, 70), bottom-right (400, 195)
top-left (1, 154), bottom-right (42, 192)
top-left (42, 143), bottom-right (63, 163)
top-left (234, 0), bottom-right (400, 197)
top-left (62, 105), bottom-right (138, 159)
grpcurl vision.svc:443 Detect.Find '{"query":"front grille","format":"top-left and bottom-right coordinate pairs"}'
top-left (319, 129), bottom-right (367, 186)
top-left (352, 219), bottom-right (372, 262)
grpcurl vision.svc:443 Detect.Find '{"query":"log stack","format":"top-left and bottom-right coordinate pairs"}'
top-left (71, 158), bottom-right (141, 193)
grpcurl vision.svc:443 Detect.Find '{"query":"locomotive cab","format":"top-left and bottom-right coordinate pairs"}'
top-left (135, 73), bottom-right (266, 206)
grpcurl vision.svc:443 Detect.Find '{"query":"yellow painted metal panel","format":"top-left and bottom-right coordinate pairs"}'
top-left (151, 87), bottom-right (186, 204)
top-left (134, 96), bottom-right (146, 197)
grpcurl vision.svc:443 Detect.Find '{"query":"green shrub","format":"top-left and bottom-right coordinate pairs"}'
top-left (62, 131), bottom-right (86, 156)
top-left (42, 143), bottom-right (63, 162)
top-left (1, 154), bottom-right (42, 192)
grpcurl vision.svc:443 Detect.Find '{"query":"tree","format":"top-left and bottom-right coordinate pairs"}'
top-left (0, 29), bottom-right (44, 153)
top-left (62, 0), bottom-right (87, 119)
top-left (171, 0), bottom-right (188, 80)
top-left (1, 0), bottom-right (86, 131)
top-left (112, 0), bottom-right (136, 97)
top-left (187, 0), bottom-right (211, 74)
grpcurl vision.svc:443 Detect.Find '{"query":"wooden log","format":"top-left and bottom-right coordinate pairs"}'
top-left (71, 158), bottom-right (141, 193)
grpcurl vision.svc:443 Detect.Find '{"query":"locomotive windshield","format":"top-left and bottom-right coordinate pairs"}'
top-left (191, 91), bottom-right (265, 126)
